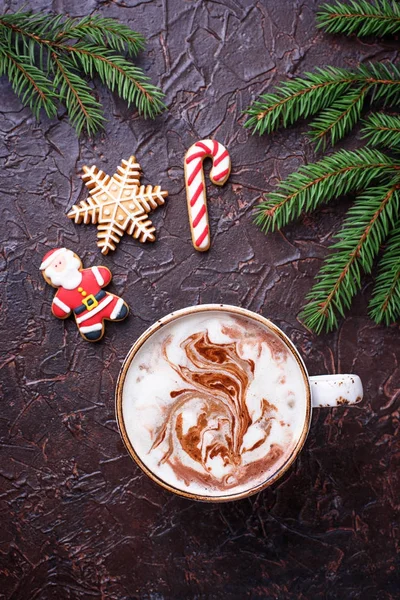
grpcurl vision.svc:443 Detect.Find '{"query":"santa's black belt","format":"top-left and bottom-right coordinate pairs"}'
top-left (73, 290), bottom-right (106, 315)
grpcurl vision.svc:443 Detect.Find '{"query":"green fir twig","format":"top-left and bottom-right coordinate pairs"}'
top-left (51, 53), bottom-right (104, 135)
top-left (317, 0), bottom-right (400, 37)
top-left (246, 5), bottom-right (400, 332)
top-left (245, 66), bottom-right (361, 137)
top-left (0, 47), bottom-right (57, 118)
top-left (244, 63), bottom-right (400, 148)
top-left (309, 84), bottom-right (370, 150)
top-left (300, 182), bottom-right (400, 333)
top-left (255, 148), bottom-right (399, 232)
top-left (369, 220), bottom-right (400, 324)
top-left (0, 11), bottom-right (165, 134)
top-left (362, 112), bottom-right (400, 147)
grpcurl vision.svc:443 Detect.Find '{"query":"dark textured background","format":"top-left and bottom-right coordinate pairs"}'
top-left (0, 0), bottom-right (399, 598)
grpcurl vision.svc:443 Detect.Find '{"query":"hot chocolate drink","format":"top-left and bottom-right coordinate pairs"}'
top-left (120, 309), bottom-right (309, 499)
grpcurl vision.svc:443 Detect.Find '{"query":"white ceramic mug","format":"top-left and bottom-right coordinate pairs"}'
top-left (116, 305), bottom-right (363, 502)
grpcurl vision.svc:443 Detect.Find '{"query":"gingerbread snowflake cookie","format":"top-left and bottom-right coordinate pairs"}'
top-left (68, 156), bottom-right (168, 255)
top-left (40, 248), bottom-right (129, 342)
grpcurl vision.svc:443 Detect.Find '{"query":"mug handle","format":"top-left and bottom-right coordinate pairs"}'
top-left (310, 374), bottom-right (363, 408)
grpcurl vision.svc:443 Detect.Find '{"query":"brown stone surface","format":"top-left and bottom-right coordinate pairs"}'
top-left (0, 1), bottom-right (399, 598)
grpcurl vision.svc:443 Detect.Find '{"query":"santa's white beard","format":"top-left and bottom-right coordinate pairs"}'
top-left (45, 254), bottom-right (82, 290)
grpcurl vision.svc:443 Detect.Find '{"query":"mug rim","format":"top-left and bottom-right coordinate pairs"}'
top-left (115, 304), bottom-right (312, 502)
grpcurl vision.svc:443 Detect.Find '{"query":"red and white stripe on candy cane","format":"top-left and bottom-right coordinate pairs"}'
top-left (184, 139), bottom-right (231, 251)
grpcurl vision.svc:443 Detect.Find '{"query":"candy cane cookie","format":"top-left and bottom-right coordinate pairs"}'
top-left (184, 140), bottom-right (231, 251)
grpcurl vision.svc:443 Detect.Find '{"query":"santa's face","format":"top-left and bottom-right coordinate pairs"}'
top-left (44, 250), bottom-right (82, 290)
top-left (50, 254), bottom-right (67, 272)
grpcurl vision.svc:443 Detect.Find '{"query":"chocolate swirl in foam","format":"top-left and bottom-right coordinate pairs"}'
top-left (149, 320), bottom-right (291, 491)
top-left (122, 312), bottom-right (307, 496)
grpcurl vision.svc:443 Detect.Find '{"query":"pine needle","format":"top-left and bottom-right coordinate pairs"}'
top-left (244, 62), bottom-right (400, 147)
top-left (255, 148), bottom-right (399, 232)
top-left (247, 5), bottom-right (400, 333)
top-left (0, 47), bottom-right (57, 118)
top-left (317, 0), bottom-right (400, 37)
top-left (245, 66), bottom-right (360, 135)
top-left (300, 182), bottom-right (400, 333)
top-left (361, 112), bottom-right (400, 147)
top-left (369, 219), bottom-right (400, 325)
top-left (67, 44), bottom-right (165, 118)
top-left (55, 15), bottom-right (145, 56)
top-left (309, 84), bottom-right (370, 149)
top-left (51, 53), bottom-right (104, 136)
top-left (0, 11), bottom-right (165, 135)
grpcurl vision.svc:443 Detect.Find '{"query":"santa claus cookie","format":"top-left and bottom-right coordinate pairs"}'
top-left (40, 248), bottom-right (129, 342)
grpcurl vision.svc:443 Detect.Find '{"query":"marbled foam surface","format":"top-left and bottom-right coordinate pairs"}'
top-left (122, 311), bottom-right (308, 498)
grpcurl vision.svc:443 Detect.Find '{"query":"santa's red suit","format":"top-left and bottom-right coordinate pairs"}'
top-left (41, 248), bottom-right (128, 341)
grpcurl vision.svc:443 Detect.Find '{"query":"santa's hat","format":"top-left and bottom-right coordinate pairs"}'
top-left (40, 248), bottom-right (67, 271)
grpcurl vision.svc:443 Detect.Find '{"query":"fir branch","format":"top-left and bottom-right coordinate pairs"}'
top-left (0, 11), bottom-right (165, 134)
top-left (245, 66), bottom-right (360, 135)
top-left (67, 44), bottom-right (165, 118)
top-left (248, 6), bottom-right (400, 332)
top-left (255, 148), bottom-right (399, 232)
top-left (0, 47), bottom-right (57, 118)
top-left (317, 0), bottom-right (400, 37)
top-left (51, 53), bottom-right (104, 135)
top-left (244, 62), bottom-right (400, 146)
top-left (300, 182), bottom-right (400, 334)
top-left (55, 16), bottom-right (145, 56)
top-left (369, 220), bottom-right (400, 325)
top-left (359, 62), bottom-right (400, 105)
top-left (309, 84), bottom-right (370, 149)
top-left (361, 112), bottom-right (400, 147)
top-left (0, 13), bottom-right (145, 56)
